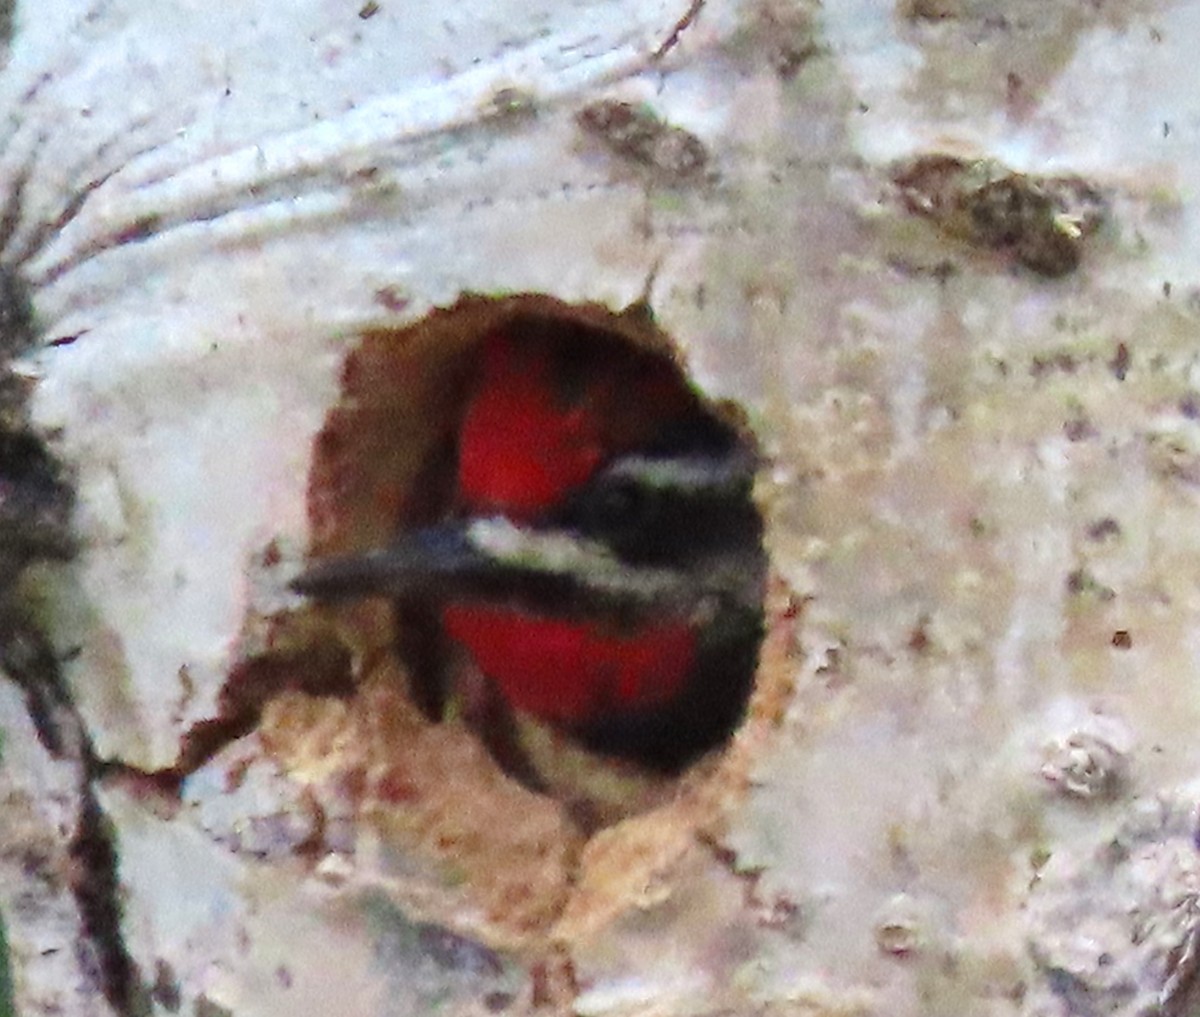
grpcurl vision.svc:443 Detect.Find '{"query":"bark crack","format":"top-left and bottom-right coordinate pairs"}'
top-left (1, 619), bottom-right (151, 1017)
top-left (0, 260), bottom-right (149, 1013)
top-left (653, 0), bottom-right (705, 60)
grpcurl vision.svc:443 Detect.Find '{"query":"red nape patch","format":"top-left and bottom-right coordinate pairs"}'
top-left (442, 604), bottom-right (697, 724)
top-left (456, 328), bottom-right (692, 520)
top-left (457, 331), bottom-right (607, 519)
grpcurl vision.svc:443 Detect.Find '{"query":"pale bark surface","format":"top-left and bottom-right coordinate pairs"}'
top-left (0, 1), bottom-right (1198, 1016)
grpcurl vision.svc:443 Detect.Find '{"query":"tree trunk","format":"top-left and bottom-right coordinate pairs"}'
top-left (1, 1), bottom-right (1197, 1015)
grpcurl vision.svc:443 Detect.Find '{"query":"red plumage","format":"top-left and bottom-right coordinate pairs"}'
top-left (442, 605), bottom-right (695, 723)
top-left (456, 329), bottom-right (690, 517)
top-left (447, 327), bottom-right (700, 724)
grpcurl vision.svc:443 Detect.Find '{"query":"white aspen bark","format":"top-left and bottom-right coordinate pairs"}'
top-left (0, 1), bottom-right (1197, 1016)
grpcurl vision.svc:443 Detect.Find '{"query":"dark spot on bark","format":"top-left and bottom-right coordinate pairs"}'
top-left (1006, 72), bottom-right (1023, 106)
top-left (1086, 517), bottom-right (1121, 541)
top-left (151, 959), bottom-right (182, 1011)
top-left (899, 0), bottom-right (961, 20)
top-left (374, 286), bottom-right (410, 313)
top-left (1111, 630), bottom-right (1132, 649)
top-left (893, 155), bottom-right (1106, 277)
top-left (1109, 342), bottom-right (1130, 381)
top-left (114, 214), bottom-right (162, 246)
top-left (1066, 568), bottom-right (1115, 601)
top-left (1030, 351), bottom-right (1077, 377)
top-left (908, 618), bottom-right (931, 654)
top-left (484, 990), bottom-right (515, 1011)
top-left (417, 924), bottom-right (504, 977)
top-left (1063, 415), bottom-right (1096, 442)
top-left (576, 101), bottom-right (708, 182)
top-left (48, 331), bottom-right (86, 348)
top-left (260, 538), bottom-right (282, 567)
top-left (195, 996), bottom-right (234, 1017)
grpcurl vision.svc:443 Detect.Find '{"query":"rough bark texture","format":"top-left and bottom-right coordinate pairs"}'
top-left (0, 1), bottom-right (1198, 1015)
